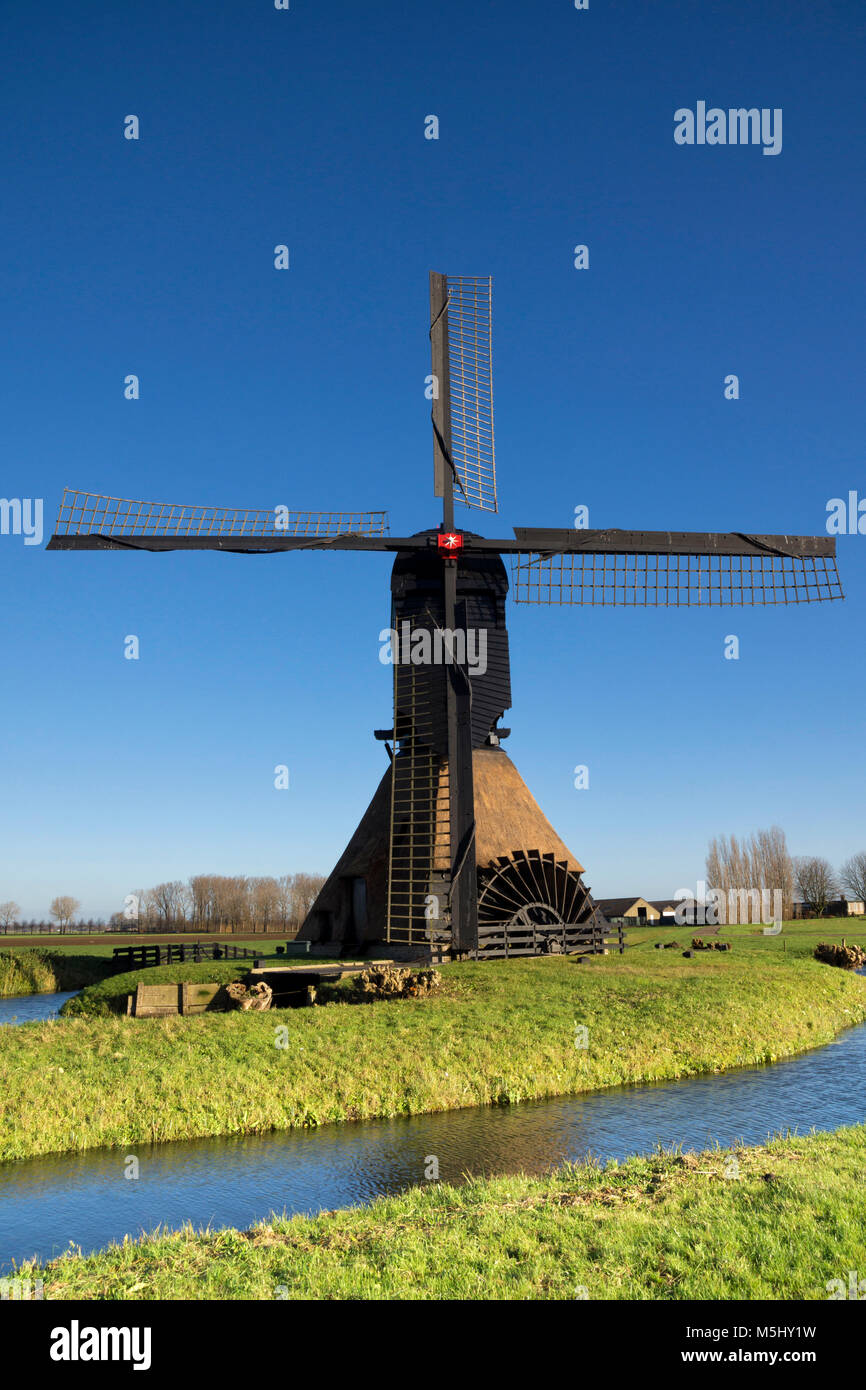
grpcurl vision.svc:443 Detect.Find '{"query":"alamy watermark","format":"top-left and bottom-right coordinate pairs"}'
top-left (826, 1271), bottom-right (866, 1299)
top-left (1, 1276), bottom-right (44, 1300)
top-left (379, 622), bottom-right (487, 676)
top-left (673, 881), bottom-right (782, 931)
top-left (826, 492), bottom-right (866, 535)
top-left (50, 1323), bottom-right (152, 1370)
top-left (0, 497), bottom-right (43, 545)
top-left (674, 103), bottom-right (782, 156)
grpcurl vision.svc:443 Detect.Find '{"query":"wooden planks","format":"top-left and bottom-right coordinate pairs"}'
top-left (471, 919), bottom-right (618, 960)
top-left (130, 982), bottom-right (223, 1017)
top-left (132, 983), bottom-right (181, 1017)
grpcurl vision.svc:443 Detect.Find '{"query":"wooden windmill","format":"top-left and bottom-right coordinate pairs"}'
top-left (47, 272), bottom-right (843, 961)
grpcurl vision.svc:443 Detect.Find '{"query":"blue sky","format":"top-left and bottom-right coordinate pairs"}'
top-left (1, 0), bottom-right (864, 920)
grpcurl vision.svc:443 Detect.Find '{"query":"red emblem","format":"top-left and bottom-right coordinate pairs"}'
top-left (438, 532), bottom-right (463, 552)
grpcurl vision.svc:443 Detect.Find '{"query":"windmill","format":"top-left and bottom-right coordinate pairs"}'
top-left (47, 272), bottom-right (843, 962)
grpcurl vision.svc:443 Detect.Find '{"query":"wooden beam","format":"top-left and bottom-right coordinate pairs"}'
top-left (512, 528), bottom-right (836, 558)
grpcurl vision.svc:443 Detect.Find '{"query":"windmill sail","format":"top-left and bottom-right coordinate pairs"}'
top-left (52, 489), bottom-right (389, 541)
top-left (431, 274), bottom-right (497, 513)
top-left (510, 530), bottom-right (843, 606)
top-left (447, 275), bottom-right (497, 512)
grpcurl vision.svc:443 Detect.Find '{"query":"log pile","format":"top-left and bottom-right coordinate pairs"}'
top-left (225, 980), bottom-right (273, 1010)
top-left (354, 965), bottom-right (442, 1000)
top-left (813, 941), bottom-right (866, 970)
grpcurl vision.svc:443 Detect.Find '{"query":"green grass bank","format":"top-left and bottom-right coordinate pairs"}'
top-left (2, 947), bottom-right (864, 1163)
top-left (24, 1124), bottom-right (866, 1300)
top-left (0, 949), bottom-right (113, 999)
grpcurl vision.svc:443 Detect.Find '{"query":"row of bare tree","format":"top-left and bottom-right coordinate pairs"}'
top-left (0, 874), bottom-right (326, 935)
top-left (0, 896), bottom-right (82, 933)
top-left (115, 873), bottom-right (326, 934)
top-left (706, 828), bottom-right (866, 920)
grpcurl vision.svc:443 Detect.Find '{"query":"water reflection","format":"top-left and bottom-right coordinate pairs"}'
top-left (0, 992), bottom-right (79, 1026)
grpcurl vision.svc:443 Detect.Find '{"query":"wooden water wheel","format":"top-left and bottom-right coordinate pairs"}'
top-left (477, 850), bottom-right (596, 928)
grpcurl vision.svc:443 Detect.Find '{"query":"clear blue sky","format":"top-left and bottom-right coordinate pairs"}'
top-left (1, 0), bottom-right (864, 920)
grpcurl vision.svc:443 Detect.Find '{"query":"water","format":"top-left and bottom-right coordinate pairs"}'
top-left (0, 991), bottom-right (79, 1026)
top-left (2, 1016), bottom-right (865, 1272)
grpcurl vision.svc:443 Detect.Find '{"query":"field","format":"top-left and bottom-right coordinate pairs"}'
top-left (1, 927), bottom-right (864, 1163)
top-left (626, 916), bottom-right (865, 959)
top-left (23, 1124), bottom-right (866, 1300)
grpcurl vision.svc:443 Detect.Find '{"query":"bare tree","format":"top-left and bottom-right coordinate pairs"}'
top-left (0, 901), bottom-right (20, 933)
top-left (250, 876), bottom-right (280, 933)
top-left (793, 856), bottom-right (839, 918)
top-left (839, 852), bottom-right (866, 907)
top-left (147, 881), bottom-right (187, 928)
top-left (127, 888), bottom-right (149, 931)
top-left (291, 873), bottom-right (326, 929)
top-left (224, 875), bottom-right (249, 931)
top-left (49, 896), bottom-right (81, 934)
top-left (276, 874), bottom-right (294, 930)
top-left (752, 825), bottom-right (794, 921)
top-left (177, 881), bottom-right (194, 925)
top-left (706, 826), bottom-right (793, 923)
top-left (188, 874), bottom-right (213, 930)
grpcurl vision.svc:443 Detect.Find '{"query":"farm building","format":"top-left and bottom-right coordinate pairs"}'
top-left (596, 897), bottom-right (660, 925)
top-left (792, 897), bottom-right (865, 920)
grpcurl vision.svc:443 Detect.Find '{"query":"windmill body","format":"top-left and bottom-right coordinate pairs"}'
top-left (297, 534), bottom-right (604, 960)
top-left (47, 272), bottom-right (843, 961)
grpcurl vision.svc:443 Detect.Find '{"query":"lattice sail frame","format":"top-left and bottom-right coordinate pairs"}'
top-left (446, 276), bottom-right (497, 513)
top-left (511, 549), bottom-right (844, 606)
top-left (54, 489), bottom-right (389, 539)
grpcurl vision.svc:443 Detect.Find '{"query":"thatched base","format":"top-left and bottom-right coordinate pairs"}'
top-left (297, 746), bottom-right (589, 956)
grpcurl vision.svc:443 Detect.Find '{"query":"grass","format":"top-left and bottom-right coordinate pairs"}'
top-left (0, 949), bottom-right (113, 998)
top-left (23, 1124), bottom-right (866, 1300)
top-left (1, 944), bottom-right (864, 1163)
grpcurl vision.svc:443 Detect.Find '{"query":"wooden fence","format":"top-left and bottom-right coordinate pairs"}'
top-left (111, 942), bottom-right (256, 973)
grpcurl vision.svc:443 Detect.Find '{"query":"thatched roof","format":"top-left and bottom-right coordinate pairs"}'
top-left (472, 747), bottom-right (584, 873)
